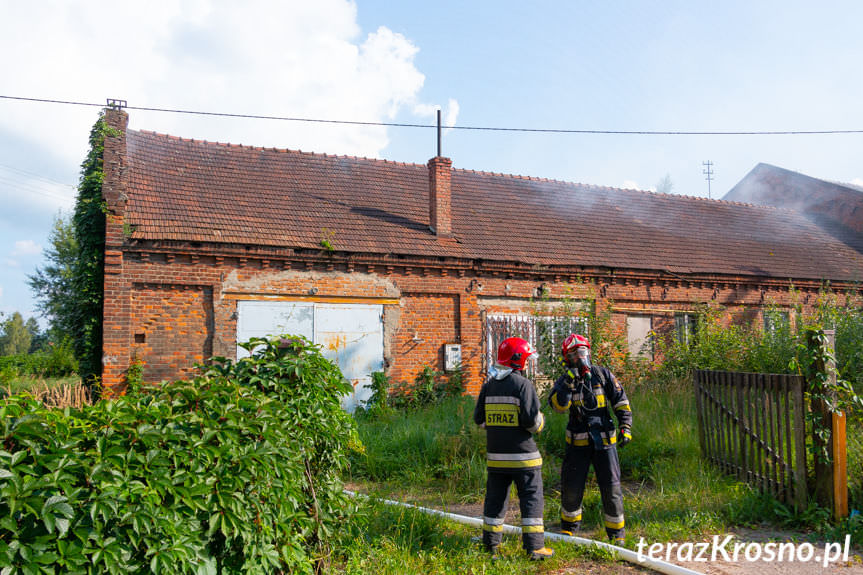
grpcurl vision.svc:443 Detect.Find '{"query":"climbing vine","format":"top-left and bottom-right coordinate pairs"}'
top-left (71, 111), bottom-right (109, 386)
top-left (791, 326), bottom-right (863, 463)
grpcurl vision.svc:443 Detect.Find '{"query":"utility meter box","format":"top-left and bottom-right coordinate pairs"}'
top-left (444, 343), bottom-right (462, 372)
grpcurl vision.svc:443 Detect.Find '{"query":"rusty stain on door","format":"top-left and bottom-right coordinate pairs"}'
top-left (315, 304), bottom-right (383, 412)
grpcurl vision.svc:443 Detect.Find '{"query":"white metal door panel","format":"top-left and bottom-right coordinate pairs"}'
top-left (235, 301), bottom-right (384, 412)
top-left (315, 304), bottom-right (384, 412)
top-left (236, 301), bottom-right (314, 359)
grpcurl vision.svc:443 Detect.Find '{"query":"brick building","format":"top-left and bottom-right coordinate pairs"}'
top-left (99, 108), bottom-right (863, 402)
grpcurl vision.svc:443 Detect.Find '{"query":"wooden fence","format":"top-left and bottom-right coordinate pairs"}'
top-left (694, 370), bottom-right (808, 511)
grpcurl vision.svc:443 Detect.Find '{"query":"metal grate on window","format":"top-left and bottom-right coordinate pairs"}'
top-left (484, 314), bottom-right (588, 380)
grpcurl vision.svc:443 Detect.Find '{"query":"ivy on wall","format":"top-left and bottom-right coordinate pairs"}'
top-left (71, 112), bottom-right (109, 386)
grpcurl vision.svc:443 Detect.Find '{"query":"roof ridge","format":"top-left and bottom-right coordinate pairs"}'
top-left (452, 165), bottom-right (800, 210)
top-left (128, 128), bottom-right (427, 169)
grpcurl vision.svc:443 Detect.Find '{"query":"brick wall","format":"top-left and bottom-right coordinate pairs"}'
top-left (100, 242), bottom-right (851, 397)
top-left (130, 283), bottom-right (213, 382)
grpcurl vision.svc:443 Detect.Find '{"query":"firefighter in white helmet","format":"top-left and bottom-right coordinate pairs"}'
top-left (473, 337), bottom-right (554, 560)
top-left (548, 333), bottom-right (632, 545)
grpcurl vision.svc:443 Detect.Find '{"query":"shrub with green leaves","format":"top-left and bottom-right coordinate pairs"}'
top-left (383, 366), bottom-right (464, 412)
top-left (0, 341), bottom-right (78, 385)
top-left (0, 335), bottom-right (359, 574)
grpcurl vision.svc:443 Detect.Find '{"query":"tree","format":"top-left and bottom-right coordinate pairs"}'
top-left (25, 317), bottom-right (46, 352)
top-left (27, 213), bottom-right (78, 343)
top-left (0, 312), bottom-right (32, 355)
top-left (27, 111), bottom-right (109, 384)
top-left (655, 173), bottom-right (674, 195)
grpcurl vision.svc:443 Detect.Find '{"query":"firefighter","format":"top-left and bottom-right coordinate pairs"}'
top-left (473, 337), bottom-right (555, 560)
top-left (548, 334), bottom-right (632, 545)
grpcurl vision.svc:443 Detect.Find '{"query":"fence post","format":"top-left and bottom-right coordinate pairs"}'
top-left (825, 330), bottom-right (848, 520)
top-left (833, 410), bottom-right (848, 519)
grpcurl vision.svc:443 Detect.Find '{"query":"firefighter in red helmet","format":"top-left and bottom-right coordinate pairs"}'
top-left (548, 334), bottom-right (632, 545)
top-left (473, 337), bottom-right (554, 560)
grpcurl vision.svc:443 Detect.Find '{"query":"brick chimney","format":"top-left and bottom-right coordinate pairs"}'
top-left (428, 156), bottom-right (452, 236)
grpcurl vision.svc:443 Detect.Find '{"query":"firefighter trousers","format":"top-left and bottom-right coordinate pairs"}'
top-left (560, 443), bottom-right (625, 540)
top-left (482, 468), bottom-right (545, 551)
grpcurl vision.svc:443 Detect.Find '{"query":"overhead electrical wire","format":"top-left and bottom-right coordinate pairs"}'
top-left (0, 174), bottom-right (74, 202)
top-left (0, 163), bottom-right (76, 189)
top-left (2, 94), bottom-right (863, 136)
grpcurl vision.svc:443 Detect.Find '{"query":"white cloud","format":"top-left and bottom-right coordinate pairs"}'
top-left (4, 259), bottom-right (20, 268)
top-left (622, 180), bottom-right (641, 190)
top-left (0, 0), bottom-right (436, 164)
top-left (443, 99), bottom-right (460, 129)
top-left (12, 240), bottom-right (42, 257)
top-left (852, 178), bottom-right (863, 189)
top-left (414, 99), bottom-right (461, 133)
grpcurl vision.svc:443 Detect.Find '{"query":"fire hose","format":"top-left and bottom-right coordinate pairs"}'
top-left (345, 491), bottom-right (704, 575)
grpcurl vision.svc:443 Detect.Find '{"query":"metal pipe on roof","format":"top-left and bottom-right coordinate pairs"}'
top-left (437, 108), bottom-right (442, 157)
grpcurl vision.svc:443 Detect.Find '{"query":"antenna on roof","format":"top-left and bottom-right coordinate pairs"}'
top-left (436, 109), bottom-right (442, 157)
top-left (702, 160), bottom-right (714, 199)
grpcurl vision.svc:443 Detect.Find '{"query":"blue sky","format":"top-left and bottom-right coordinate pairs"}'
top-left (2, 0), bottom-right (862, 326)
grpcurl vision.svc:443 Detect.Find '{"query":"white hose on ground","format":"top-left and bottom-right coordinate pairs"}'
top-left (345, 490), bottom-right (704, 575)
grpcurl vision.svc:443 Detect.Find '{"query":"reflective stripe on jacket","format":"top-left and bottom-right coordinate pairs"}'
top-left (548, 365), bottom-right (632, 450)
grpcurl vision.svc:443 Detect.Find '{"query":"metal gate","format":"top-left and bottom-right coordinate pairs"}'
top-left (236, 300), bottom-right (384, 411)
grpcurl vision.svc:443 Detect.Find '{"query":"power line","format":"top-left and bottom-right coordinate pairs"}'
top-left (0, 174), bottom-right (75, 202)
top-left (0, 163), bottom-right (76, 189)
top-left (3, 94), bottom-right (863, 136)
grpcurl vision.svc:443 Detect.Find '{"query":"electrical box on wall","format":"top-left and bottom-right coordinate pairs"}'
top-left (444, 343), bottom-right (462, 372)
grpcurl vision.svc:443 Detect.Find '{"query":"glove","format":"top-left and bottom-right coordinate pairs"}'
top-left (617, 426), bottom-right (632, 447)
top-left (564, 369), bottom-right (578, 391)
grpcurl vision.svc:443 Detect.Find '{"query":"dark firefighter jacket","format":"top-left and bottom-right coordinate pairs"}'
top-left (473, 369), bottom-right (545, 473)
top-left (548, 365), bottom-right (632, 449)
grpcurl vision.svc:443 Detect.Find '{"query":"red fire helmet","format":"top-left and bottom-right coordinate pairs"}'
top-left (497, 337), bottom-right (536, 370)
top-left (561, 333), bottom-right (590, 357)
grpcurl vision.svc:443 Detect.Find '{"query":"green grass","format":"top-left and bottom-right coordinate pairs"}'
top-left (345, 379), bottom-right (863, 571)
top-left (349, 397), bottom-right (488, 503)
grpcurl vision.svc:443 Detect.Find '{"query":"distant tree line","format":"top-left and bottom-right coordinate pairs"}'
top-left (0, 311), bottom-right (45, 356)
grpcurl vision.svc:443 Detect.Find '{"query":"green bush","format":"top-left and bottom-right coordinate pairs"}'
top-left (0, 341), bottom-right (78, 384)
top-left (383, 366), bottom-right (464, 412)
top-left (0, 335), bottom-right (359, 574)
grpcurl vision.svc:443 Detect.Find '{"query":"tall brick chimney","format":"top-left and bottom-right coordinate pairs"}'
top-left (428, 156), bottom-right (452, 236)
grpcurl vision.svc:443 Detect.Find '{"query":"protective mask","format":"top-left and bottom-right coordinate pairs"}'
top-left (575, 347), bottom-right (591, 378)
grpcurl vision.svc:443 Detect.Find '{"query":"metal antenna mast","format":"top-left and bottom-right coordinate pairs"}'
top-left (702, 161), bottom-right (714, 199)
top-left (436, 109), bottom-right (442, 157)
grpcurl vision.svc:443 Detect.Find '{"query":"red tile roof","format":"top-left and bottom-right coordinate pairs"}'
top-left (125, 130), bottom-right (863, 282)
